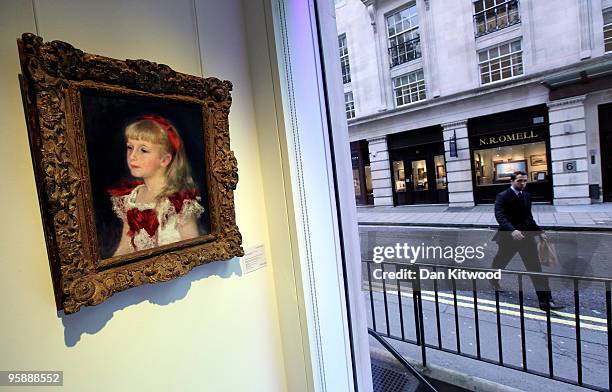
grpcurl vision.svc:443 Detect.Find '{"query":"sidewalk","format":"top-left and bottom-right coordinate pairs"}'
top-left (357, 203), bottom-right (612, 230)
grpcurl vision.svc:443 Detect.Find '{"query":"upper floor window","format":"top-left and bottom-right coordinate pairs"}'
top-left (386, 5), bottom-right (421, 67)
top-left (604, 9), bottom-right (612, 52)
top-left (478, 40), bottom-right (523, 84)
top-left (393, 69), bottom-right (426, 106)
top-left (473, 0), bottom-right (520, 37)
top-left (339, 34), bottom-right (351, 84)
top-left (345, 91), bottom-right (355, 119)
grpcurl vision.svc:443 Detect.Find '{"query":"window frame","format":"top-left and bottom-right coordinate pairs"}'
top-left (392, 69), bottom-right (426, 107)
top-left (477, 39), bottom-right (523, 85)
top-left (339, 33), bottom-right (351, 84)
top-left (386, 3), bottom-right (421, 68)
top-left (473, 0), bottom-right (521, 37)
top-left (345, 91), bottom-right (355, 119)
top-left (604, 8), bottom-right (612, 53)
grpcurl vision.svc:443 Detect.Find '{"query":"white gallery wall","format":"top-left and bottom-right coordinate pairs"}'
top-left (0, 0), bottom-right (301, 391)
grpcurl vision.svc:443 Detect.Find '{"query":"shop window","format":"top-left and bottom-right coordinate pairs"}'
top-left (392, 160), bottom-right (406, 192)
top-left (473, 0), bottom-right (520, 37)
top-left (478, 39), bottom-right (523, 84)
top-left (434, 154), bottom-right (447, 190)
top-left (604, 9), bottom-right (612, 53)
top-left (473, 141), bottom-right (547, 186)
top-left (364, 165), bottom-right (373, 196)
top-left (393, 69), bottom-right (426, 106)
top-left (353, 168), bottom-right (362, 197)
top-left (386, 4), bottom-right (421, 67)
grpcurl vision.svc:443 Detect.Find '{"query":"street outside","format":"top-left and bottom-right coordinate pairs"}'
top-left (360, 225), bottom-right (612, 391)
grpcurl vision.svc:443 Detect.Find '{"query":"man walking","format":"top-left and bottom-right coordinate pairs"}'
top-left (490, 171), bottom-right (563, 311)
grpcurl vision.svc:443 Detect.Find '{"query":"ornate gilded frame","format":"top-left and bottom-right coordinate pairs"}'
top-left (18, 33), bottom-right (243, 314)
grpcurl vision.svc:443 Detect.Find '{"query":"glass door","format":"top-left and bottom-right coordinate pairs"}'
top-left (393, 158), bottom-right (435, 204)
top-left (434, 154), bottom-right (448, 202)
top-left (410, 159), bottom-right (430, 203)
top-left (392, 159), bottom-right (411, 204)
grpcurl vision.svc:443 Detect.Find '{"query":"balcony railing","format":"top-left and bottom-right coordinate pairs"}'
top-left (474, 0), bottom-right (520, 37)
top-left (363, 259), bottom-right (612, 391)
top-left (388, 37), bottom-right (421, 68)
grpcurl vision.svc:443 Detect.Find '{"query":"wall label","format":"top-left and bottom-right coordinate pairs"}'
top-left (241, 245), bottom-right (267, 274)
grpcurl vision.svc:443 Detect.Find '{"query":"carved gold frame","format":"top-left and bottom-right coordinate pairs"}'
top-left (18, 33), bottom-right (243, 314)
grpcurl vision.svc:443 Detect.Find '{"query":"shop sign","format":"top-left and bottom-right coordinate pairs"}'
top-left (478, 130), bottom-right (540, 147)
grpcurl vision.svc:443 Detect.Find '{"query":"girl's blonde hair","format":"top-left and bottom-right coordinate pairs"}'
top-left (125, 117), bottom-right (196, 199)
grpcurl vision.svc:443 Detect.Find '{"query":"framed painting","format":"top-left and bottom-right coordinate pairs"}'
top-left (533, 171), bottom-right (547, 181)
top-left (17, 33), bottom-right (243, 313)
top-left (494, 160), bottom-right (527, 182)
top-left (530, 154), bottom-right (546, 166)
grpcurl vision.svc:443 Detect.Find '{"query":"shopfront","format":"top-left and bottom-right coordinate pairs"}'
top-left (468, 105), bottom-right (553, 204)
top-left (388, 126), bottom-right (448, 205)
top-left (351, 140), bottom-right (374, 205)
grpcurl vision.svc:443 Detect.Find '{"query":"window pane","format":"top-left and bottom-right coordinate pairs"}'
top-left (353, 168), bottom-right (361, 197)
top-left (604, 10), bottom-right (612, 25)
top-left (412, 160), bottom-right (428, 191)
top-left (434, 155), bottom-right (446, 190)
top-left (513, 63), bottom-right (523, 75)
top-left (500, 44), bottom-right (509, 56)
top-left (393, 161), bottom-right (406, 192)
top-left (502, 67), bottom-right (511, 79)
top-left (365, 166), bottom-right (373, 194)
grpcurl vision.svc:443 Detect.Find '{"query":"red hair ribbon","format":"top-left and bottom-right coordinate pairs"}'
top-left (139, 115), bottom-right (181, 154)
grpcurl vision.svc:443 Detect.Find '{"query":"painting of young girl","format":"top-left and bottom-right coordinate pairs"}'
top-left (81, 89), bottom-right (211, 259)
top-left (109, 116), bottom-right (205, 256)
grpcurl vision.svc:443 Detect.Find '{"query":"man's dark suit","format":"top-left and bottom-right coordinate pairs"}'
top-left (491, 187), bottom-right (552, 303)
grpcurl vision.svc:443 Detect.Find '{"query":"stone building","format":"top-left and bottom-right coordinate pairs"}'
top-left (338, 0), bottom-right (612, 207)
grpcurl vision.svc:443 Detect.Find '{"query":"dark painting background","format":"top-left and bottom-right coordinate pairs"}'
top-left (81, 89), bottom-right (211, 259)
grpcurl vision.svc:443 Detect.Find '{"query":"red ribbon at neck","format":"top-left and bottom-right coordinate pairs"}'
top-left (126, 208), bottom-right (159, 248)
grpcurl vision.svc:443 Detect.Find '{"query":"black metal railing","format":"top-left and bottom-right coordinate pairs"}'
top-left (388, 37), bottom-right (421, 68)
top-left (474, 0), bottom-right (520, 37)
top-left (369, 327), bottom-right (439, 392)
top-left (364, 259), bottom-right (612, 391)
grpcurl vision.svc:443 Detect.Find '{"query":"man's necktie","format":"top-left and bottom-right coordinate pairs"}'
top-left (518, 191), bottom-right (525, 205)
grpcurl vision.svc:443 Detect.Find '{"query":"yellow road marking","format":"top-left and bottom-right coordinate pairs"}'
top-left (422, 290), bottom-right (608, 324)
top-left (365, 284), bottom-right (608, 332)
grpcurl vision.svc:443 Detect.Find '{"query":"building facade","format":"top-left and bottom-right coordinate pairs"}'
top-left (337, 0), bottom-right (612, 206)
